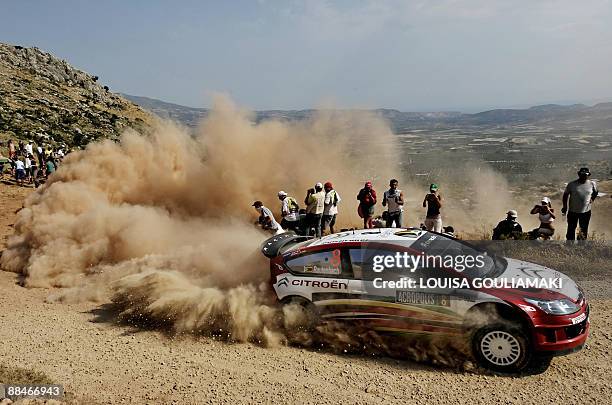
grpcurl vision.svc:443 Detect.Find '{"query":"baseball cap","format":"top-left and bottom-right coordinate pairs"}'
top-left (277, 191), bottom-right (287, 197)
top-left (315, 182), bottom-right (323, 189)
top-left (577, 167), bottom-right (591, 176)
top-left (506, 210), bottom-right (518, 218)
top-left (430, 183), bottom-right (439, 191)
top-left (365, 181), bottom-right (372, 187)
top-left (252, 201), bottom-right (263, 207)
top-left (324, 182), bottom-right (333, 188)
top-left (541, 197), bottom-right (550, 204)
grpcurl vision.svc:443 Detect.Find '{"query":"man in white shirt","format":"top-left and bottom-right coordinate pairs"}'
top-left (14, 157), bottom-right (26, 186)
top-left (253, 201), bottom-right (284, 235)
top-left (562, 167), bottom-right (598, 240)
top-left (322, 182), bottom-right (341, 235)
top-left (25, 141), bottom-right (33, 156)
top-left (382, 179), bottom-right (404, 228)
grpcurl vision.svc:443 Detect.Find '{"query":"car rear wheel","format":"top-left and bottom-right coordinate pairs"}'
top-left (472, 323), bottom-right (531, 373)
top-left (280, 296), bottom-right (319, 331)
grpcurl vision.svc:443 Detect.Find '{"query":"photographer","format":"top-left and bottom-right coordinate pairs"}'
top-left (530, 197), bottom-right (556, 239)
top-left (304, 183), bottom-right (325, 237)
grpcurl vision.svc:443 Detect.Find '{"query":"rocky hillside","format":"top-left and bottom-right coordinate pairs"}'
top-left (0, 43), bottom-right (153, 148)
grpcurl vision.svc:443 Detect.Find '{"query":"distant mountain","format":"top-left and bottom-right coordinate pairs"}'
top-left (122, 94), bottom-right (612, 132)
top-left (0, 43), bottom-right (153, 147)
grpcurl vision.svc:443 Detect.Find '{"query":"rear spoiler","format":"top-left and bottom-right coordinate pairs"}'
top-left (260, 232), bottom-right (313, 258)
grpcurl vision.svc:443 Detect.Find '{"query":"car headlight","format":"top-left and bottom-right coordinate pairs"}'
top-left (524, 298), bottom-right (580, 315)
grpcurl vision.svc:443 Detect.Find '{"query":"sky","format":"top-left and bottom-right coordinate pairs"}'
top-left (2, 0), bottom-right (612, 112)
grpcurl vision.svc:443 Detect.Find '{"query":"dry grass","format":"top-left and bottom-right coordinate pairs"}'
top-left (0, 363), bottom-right (54, 385)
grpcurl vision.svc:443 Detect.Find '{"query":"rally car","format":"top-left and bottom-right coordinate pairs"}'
top-left (261, 228), bottom-right (589, 373)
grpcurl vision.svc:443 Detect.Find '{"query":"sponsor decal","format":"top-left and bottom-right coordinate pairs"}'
top-left (518, 304), bottom-right (536, 312)
top-left (277, 277), bottom-right (289, 287)
top-left (288, 279), bottom-right (348, 290)
top-left (303, 265), bottom-right (340, 275)
top-left (571, 312), bottom-right (587, 325)
top-left (396, 291), bottom-right (451, 307)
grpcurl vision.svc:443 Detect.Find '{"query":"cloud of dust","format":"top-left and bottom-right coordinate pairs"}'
top-left (0, 96), bottom-right (412, 347)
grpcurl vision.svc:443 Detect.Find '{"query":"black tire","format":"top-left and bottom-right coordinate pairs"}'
top-left (280, 296), bottom-right (319, 331)
top-left (472, 323), bottom-right (531, 373)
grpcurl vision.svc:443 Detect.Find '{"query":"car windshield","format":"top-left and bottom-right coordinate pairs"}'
top-left (410, 232), bottom-right (507, 278)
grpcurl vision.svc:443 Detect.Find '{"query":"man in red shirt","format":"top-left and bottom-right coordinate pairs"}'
top-left (357, 181), bottom-right (377, 229)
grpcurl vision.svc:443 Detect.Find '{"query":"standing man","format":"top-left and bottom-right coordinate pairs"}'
top-left (382, 179), bottom-right (404, 228)
top-left (322, 182), bottom-right (341, 235)
top-left (562, 167), bottom-right (598, 240)
top-left (357, 181), bottom-right (377, 229)
top-left (14, 156), bottom-right (26, 186)
top-left (252, 201), bottom-right (284, 235)
top-left (422, 183), bottom-right (443, 232)
top-left (278, 191), bottom-right (300, 233)
top-left (304, 183), bottom-right (325, 237)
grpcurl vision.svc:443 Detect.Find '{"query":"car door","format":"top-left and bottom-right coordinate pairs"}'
top-left (284, 248), bottom-right (359, 321)
top-left (347, 246), bottom-right (463, 336)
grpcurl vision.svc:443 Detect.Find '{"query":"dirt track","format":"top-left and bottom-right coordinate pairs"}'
top-left (1, 183), bottom-right (611, 404)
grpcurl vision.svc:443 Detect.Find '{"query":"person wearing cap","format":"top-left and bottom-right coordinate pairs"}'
top-left (252, 201), bottom-right (284, 235)
top-left (492, 210), bottom-right (523, 240)
top-left (562, 168), bottom-right (598, 240)
top-left (278, 191), bottom-right (300, 233)
top-left (322, 182), bottom-right (341, 235)
top-left (304, 183), bottom-right (325, 237)
top-left (530, 197), bottom-right (556, 239)
top-left (382, 179), bottom-right (404, 228)
top-left (422, 183), bottom-right (443, 232)
top-left (357, 181), bottom-right (377, 229)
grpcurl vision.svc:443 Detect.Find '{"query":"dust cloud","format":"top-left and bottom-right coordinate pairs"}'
top-left (0, 96), bottom-right (408, 347)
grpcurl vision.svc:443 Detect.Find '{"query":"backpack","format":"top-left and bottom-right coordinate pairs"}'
top-left (287, 197), bottom-right (299, 212)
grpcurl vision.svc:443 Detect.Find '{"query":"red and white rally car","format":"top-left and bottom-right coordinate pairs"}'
top-left (261, 228), bottom-right (589, 373)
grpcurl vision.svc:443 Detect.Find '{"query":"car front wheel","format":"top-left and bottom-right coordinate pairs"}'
top-left (472, 323), bottom-right (531, 373)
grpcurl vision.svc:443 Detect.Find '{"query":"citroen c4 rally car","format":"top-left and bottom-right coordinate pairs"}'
top-left (261, 228), bottom-right (589, 373)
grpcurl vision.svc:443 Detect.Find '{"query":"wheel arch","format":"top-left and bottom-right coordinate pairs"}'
top-left (463, 301), bottom-right (532, 332)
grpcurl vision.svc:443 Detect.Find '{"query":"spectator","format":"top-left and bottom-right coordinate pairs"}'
top-left (8, 140), bottom-right (16, 160)
top-left (29, 154), bottom-right (40, 188)
top-left (304, 183), bottom-right (325, 237)
top-left (382, 179), bottom-right (404, 228)
top-left (25, 140), bottom-right (33, 157)
top-left (36, 143), bottom-right (45, 167)
top-left (252, 201), bottom-right (284, 235)
top-left (562, 167), bottom-right (598, 240)
top-left (322, 182), bottom-right (341, 234)
top-left (492, 210), bottom-right (523, 240)
top-left (14, 156), bottom-right (26, 186)
top-left (357, 181), bottom-right (377, 229)
top-left (422, 183), bottom-right (443, 232)
top-left (45, 158), bottom-right (56, 178)
top-left (24, 154), bottom-right (32, 183)
top-left (278, 191), bottom-right (300, 233)
top-left (530, 197), bottom-right (556, 239)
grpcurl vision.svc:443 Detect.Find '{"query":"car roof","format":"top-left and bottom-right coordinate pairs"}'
top-left (296, 228), bottom-right (427, 250)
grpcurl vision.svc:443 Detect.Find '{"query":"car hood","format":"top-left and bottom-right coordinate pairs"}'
top-left (496, 258), bottom-right (581, 301)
